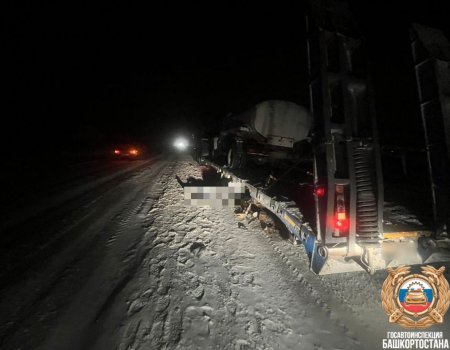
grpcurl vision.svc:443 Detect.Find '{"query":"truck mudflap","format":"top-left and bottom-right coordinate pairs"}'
top-left (202, 159), bottom-right (450, 275)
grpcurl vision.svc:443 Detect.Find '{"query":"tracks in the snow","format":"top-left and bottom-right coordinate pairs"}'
top-left (112, 163), bottom-right (239, 349)
top-left (0, 157), bottom-right (395, 349)
top-left (0, 158), bottom-right (169, 350)
top-left (252, 214), bottom-right (388, 348)
top-left (113, 160), bottom-right (365, 350)
top-left (0, 159), bottom-right (156, 290)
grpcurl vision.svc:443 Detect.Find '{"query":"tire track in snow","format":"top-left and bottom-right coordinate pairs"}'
top-left (111, 160), bottom-right (363, 350)
top-left (110, 162), bottom-right (239, 350)
top-left (246, 208), bottom-right (409, 349)
top-left (213, 214), bottom-right (362, 350)
top-left (0, 159), bottom-right (170, 350)
top-left (262, 231), bottom-right (366, 343)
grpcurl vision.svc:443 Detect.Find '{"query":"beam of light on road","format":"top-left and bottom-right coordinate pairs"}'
top-left (173, 137), bottom-right (189, 151)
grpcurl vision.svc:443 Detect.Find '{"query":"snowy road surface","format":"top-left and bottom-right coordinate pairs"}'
top-left (1, 154), bottom-right (449, 350)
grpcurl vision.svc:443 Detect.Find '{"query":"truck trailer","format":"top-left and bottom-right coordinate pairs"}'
top-left (191, 0), bottom-right (450, 274)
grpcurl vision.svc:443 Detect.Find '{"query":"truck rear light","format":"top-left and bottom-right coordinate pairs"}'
top-left (335, 217), bottom-right (349, 231)
top-left (333, 184), bottom-right (349, 237)
top-left (337, 212), bottom-right (346, 220)
top-left (314, 185), bottom-right (326, 197)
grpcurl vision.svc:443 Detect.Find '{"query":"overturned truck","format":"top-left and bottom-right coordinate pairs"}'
top-left (210, 100), bottom-right (312, 169)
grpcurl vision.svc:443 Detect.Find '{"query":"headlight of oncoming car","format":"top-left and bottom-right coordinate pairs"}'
top-left (174, 137), bottom-right (188, 151)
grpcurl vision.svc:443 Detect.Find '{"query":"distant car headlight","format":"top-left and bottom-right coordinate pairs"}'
top-left (174, 137), bottom-right (188, 151)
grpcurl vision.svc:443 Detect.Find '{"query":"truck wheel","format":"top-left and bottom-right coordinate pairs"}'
top-left (227, 144), bottom-right (241, 169)
top-left (227, 142), bottom-right (246, 169)
top-left (239, 150), bottom-right (247, 168)
top-left (211, 148), bottom-right (220, 160)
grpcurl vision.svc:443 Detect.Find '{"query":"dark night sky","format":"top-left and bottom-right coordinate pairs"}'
top-left (4, 1), bottom-right (450, 156)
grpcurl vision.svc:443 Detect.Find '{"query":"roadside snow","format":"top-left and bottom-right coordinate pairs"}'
top-left (91, 160), bottom-right (363, 350)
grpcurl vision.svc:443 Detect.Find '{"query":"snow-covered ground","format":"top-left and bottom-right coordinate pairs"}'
top-left (1, 155), bottom-right (449, 350)
top-left (1, 158), bottom-right (155, 231)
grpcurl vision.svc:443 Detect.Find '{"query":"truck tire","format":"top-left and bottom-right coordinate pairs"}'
top-left (239, 149), bottom-right (247, 168)
top-left (227, 142), bottom-right (244, 169)
top-left (212, 148), bottom-right (220, 160)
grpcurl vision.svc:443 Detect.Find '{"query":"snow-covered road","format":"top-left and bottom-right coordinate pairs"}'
top-left (1, 155), bottom-right (449, 350)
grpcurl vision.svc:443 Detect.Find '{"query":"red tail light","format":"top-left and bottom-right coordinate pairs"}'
top-left (314, 185), bottom-right (326, 197)
top-left (335, 217), bottom-right (349, 231)
top-left (333, 184), bottom-right (349, 237)
top-left (114, 149), bottom-right (120, 154)
top-left (129, 149), bottom-right (139, 155)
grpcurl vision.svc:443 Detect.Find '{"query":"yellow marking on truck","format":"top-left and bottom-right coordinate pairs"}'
top-left (383, 231), bottom-right (432, 240)
top-left (283, 213), bottom-right (297, 229)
